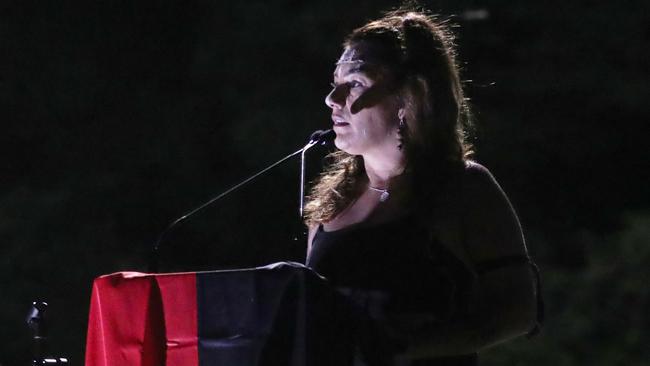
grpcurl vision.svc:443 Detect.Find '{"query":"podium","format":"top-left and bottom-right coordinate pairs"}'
top-left (85, 262), bottom-right (359, 366)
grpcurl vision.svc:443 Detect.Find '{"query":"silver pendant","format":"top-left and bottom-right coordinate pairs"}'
top-left (379, 191), bottom-right (390, 202)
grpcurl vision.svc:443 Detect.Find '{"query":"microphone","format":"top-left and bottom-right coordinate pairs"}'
top-left (149, 128), bottom-right (335, 272)
top-left (308, 129), bottom-right (335, 145)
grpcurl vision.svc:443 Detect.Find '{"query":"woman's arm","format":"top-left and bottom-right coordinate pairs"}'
top-left (406, 162), bottom-right (538, 358)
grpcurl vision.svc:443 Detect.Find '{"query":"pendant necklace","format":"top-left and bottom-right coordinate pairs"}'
top-left (368, 185), bottom-right (390, 202)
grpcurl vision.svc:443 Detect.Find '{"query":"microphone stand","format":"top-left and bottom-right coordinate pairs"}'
top-left (300, 129), bottom-right (335, 218)
top-left (26, 301), bottom-right (69, 365)
top-left (148, 130), bottom-right (333, 272)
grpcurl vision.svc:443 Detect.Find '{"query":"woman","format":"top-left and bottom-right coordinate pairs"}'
top-left (304, 9), bottom-right (542, 365)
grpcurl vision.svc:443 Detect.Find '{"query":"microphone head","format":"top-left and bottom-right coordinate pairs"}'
top-left (308, 130), bottom-right (325, 143)
top-left (309, 129), bottom-right (335, 145)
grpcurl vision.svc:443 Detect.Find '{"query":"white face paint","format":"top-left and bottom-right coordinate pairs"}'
top-left (337, 47), bottom-right (364, 65)
top-left (325, 45), bottom-right (401, 157)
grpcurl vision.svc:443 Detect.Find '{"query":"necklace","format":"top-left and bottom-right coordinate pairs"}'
top-left (368, 185), bottom-right (390, 202)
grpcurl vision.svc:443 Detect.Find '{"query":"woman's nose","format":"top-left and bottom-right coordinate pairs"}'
top-left (325, 86), bottom-right (345, 110)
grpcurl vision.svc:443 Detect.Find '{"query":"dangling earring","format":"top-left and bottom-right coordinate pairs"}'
top-left (397, 115), bottom-right (406, 151)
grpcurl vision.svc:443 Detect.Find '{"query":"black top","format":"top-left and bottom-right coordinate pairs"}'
top-left (306, 214), bottom-right (478, 366)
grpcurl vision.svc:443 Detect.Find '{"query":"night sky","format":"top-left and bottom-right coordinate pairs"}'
top-left (1, 1), bottom-right (648, 365)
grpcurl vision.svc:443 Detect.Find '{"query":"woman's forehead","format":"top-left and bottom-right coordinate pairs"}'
top-left (333, 62), bottom-right (363, 78)
top-left (336, 42), bottom-right (384, 66)
top-left (337, 47), bottom-right (365, 65)
top-left (333, 58), bottom-right (386, 81)
top-left (334, 42), bottom-right (395, 79)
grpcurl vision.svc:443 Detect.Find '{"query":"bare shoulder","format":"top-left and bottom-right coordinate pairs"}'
top-left (462, 160), bottom-right (501, 190)
top-left (461, 160), bottom-right (516, 213)
top-left (460, 160), bottom-right (528, 263)
top-left (306, 223), bottom-right (319, 255)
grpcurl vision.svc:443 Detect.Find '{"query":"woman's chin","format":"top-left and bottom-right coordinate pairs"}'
top-left (334, 138), bottom-right (357, 155)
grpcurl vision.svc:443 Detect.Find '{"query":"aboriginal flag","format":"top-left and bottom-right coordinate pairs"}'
top-left (84, 262), bottom-right (359, 366)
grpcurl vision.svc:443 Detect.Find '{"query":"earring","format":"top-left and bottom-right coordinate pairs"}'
top-left (397, 115), bottom-right (406, 151)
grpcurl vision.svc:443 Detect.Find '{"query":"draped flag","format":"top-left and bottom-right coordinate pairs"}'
top-left (85, 262), bottom-right (357, 366)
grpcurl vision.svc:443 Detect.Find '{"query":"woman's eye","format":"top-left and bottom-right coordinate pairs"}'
top-left (348, 81), bottom-right (362, 88)
top-left (329, 81), bottom-right (363, 90)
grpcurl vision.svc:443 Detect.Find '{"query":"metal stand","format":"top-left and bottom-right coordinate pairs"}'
top-left (26, 302), bottom-right (69, 365)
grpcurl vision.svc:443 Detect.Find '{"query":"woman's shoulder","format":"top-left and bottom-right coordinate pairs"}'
top-left (435, 160), bottom-right (521, 240)
top-left (463, 160), bottom-right (495, 181)
top-left (460, 160), bottom-right (505, 197)
top-left (432, 160), bottom-right (501, 202)
top-left (461, 160), bottom-right (526, 256)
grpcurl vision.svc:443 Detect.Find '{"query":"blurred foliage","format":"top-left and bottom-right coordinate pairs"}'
top-left (0, 0), bottom-right (648, 364)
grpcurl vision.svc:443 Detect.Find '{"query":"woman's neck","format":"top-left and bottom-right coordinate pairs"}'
top-left (362, 152), bottom-right (406, 189)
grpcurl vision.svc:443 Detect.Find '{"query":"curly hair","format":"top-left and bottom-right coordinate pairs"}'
top-left (304, 8), bottom-right (473, 226)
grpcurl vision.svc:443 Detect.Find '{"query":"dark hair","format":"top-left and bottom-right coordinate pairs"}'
top-left (304, 8), bottom-right (473, 225)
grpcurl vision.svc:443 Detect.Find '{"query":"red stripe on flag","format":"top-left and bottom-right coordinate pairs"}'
top-left (85, 272), bottom-right (165, 366)
top-left (85, 272), bottom-right (199, 366)
top-left (157, 273), bottom-right (198, 366)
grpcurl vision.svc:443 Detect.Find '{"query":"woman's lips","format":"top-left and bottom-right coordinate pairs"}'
top-left (332, 116), bottom-right (349, 127)
top-left (333, 122), bottom-right (350, 131)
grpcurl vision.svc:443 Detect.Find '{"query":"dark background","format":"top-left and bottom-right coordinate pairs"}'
top-left (1, 0), bottom-right (648, 365)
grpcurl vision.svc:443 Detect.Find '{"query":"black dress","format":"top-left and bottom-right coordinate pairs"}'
top-left (306, 214), bottom-right (478, 366)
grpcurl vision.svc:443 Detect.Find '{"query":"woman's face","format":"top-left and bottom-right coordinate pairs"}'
top-left (325, 44), bottom-right (402, 156)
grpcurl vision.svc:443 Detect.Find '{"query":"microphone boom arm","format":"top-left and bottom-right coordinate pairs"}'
top-left (148, 129), bottom-right (334, 272)
top-left (150, 147), bottom-right (303, 272)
